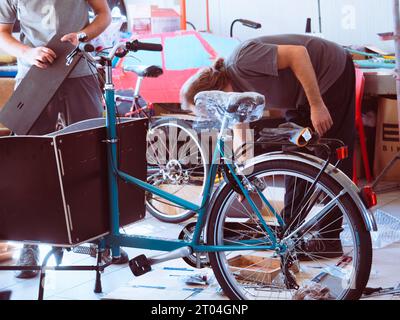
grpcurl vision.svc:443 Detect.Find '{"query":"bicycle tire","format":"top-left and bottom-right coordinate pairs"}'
top-left (207, 158), bottom-right (372, 300)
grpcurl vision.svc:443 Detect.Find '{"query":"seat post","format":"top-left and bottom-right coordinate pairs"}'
top-left (134, 76), bottom-right (144, 98)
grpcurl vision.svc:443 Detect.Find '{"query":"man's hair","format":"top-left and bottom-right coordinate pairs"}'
top-left (180, 58), bottom-right (230, 110)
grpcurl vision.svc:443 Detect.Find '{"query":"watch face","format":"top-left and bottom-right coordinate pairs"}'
top-left (78, 33), bottom-right (88, 41)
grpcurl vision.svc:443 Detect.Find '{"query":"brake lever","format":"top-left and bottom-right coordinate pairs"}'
top-left (65, 46), bottom-right (80, 67)
top-left (66, 47), bottom-right (79, 66)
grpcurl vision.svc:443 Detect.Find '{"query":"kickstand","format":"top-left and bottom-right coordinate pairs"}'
top-left (38, 248), bottom-right (62, 300)
top-left (94, 247), bottom-right (104, 294)
top-left (0, 244), bottom-right (113, 300)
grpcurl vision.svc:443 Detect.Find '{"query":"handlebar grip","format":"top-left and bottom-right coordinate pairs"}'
top-left (138, 42), bottom-right (163, 52)
top-left (78, 42), bottom-right (95, 53)
top-left (127, 40), bottom-right (163, 52)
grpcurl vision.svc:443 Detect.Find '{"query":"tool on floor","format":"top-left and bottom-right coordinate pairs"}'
top-left (131, 285), bottom-right (167, 290)
top-left (163, 267), bottom-right (195, 272)
top-left (182, 274), bottom-right (209, 286)
top-left (362, 283), bottom-right (400, 299)
top-left (299, 255), bottom-right (353, 299)
top-left (293, 283), bottom-right (331, 300)
top-left (311, 255), bottom-right (353, 284)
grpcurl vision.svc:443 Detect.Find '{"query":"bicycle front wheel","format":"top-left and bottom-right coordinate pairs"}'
top-left (146, 118), bottom-right (208, 223)
top-left (207, 158), bottom-right (372, 300)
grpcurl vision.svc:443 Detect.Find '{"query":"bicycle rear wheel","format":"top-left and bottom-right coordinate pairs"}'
top-left (207, 158), bottom-right (372, 300)
top-left (146, 118), bottom-right (208, 223)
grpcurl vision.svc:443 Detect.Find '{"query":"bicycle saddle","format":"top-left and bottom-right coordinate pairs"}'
top-left (194, 91), bottom-right (265, 125)
top-left (124, 65), bottom-right (163, 78)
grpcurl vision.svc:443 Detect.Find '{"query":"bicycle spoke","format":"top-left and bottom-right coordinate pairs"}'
top-left (146, 121), bottom-right (207, 222)
top-left (230, 200), bottom-right (273, 240)
top-left (289, 176), bottom-right (298, 220)
top-left (210, 166), bottom-right (363, 301)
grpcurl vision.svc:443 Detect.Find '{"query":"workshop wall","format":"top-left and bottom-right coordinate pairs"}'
top-left (321, 0), bottom-right (394, 52)
top-left (186, 0), bottom-right (395, 52)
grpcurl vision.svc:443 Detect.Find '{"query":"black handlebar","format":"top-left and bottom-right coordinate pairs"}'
top-left (66, 39), bottom-right (163, 66)
top-left (126, 40), bottom-right (163, 52)
top-left (114, 40), bottom-right (163, 59)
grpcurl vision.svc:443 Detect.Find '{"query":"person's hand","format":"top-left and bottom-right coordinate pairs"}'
top-left (21, 47), bottom-right (57, 69)
top-left (310, 102), bottom-right (333, 137)
top-left (61, 33), bottom-right (79, 46)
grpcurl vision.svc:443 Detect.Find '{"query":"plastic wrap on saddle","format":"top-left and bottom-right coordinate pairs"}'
top-left (194, 91), bottom-right (265, 127)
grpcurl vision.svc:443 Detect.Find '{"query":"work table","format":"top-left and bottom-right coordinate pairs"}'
top-left (362, 68), bottom-right (396, 96)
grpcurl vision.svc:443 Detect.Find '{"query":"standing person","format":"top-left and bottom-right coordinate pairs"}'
top-left (180, 34), bottom-right (356, 260)
top-left (0, 0), bottom-right (128, 279)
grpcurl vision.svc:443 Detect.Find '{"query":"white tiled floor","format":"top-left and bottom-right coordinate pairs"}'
top-left (1, 192), bottom-right (400, 300)
top-left (374, 190), bottom-right (400, 219)
top-left (0, 215), bottom-right (193, 300)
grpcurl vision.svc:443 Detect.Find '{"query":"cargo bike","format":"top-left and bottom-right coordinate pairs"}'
top-left (0, 39), bottom-right (377, 300)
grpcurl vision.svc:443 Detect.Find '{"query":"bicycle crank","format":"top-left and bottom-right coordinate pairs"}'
top-left (129, 247), bottom-right (193, 277)
top-left (178, 222), bottom-right (210, 269)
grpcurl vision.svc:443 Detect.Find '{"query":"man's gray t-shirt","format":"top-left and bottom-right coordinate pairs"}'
top-left (226, 34), bottom-right (348, 109)
top-left (0, 0), bottom-right (94, 80)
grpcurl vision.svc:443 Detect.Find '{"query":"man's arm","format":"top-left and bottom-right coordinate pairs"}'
top-left (0, 23), bottom-right (56, 69)
top-left (277, 45), bottom-right (333, 136)
top-left (61, 0), bottom-right (111, 45)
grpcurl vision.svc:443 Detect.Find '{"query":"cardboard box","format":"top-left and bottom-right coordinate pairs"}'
top-left (0, 243), bottom-right (16, 262)
top-left (151, 6), bottom-right (180, 34)
top-left (0, 78), bottom-right (15, 108)
top-left (0, 78), bottom-right (15, 131)
top-left (128, 4), bottom-right (152, 35)
top-left (228, 255), bottom-right (282, 285)
top-left (128, 5), bottom-right (180, 35)
top-left (374, 97), bottom-right (400, 181)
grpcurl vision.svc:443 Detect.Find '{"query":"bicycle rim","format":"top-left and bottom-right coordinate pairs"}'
top-left (146, 120), bottom-right (208, 223)
top-left (208, 161), bottom-right (371, 300)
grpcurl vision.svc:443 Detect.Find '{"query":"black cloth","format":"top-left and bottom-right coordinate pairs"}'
top-left (283, 54), bottom-right (356, 237)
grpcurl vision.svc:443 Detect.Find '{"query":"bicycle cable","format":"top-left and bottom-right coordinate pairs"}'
top-left (83, 44), bottom-right (191, 215)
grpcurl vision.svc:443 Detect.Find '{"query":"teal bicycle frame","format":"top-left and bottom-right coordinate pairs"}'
top-left (100, 59), bottom-right (285, 259)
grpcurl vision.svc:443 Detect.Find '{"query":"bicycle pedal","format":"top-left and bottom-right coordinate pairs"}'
top-left (129, 255), bottom-right (152, 277)
top-left (73, 246), bottom-right (96, 256)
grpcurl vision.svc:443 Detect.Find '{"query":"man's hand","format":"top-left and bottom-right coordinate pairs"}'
top-left (310, 102), bottom-right (334, 137)
top-left (61, 33), bottom-right (79, 46)
top-left (60, 0), bottom-right (111, 47)
top-left (21, 47), bottom-right (57, 69)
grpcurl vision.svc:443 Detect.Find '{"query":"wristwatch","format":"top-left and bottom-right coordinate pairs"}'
top-left (77, 32), bottom-right (88, 42)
